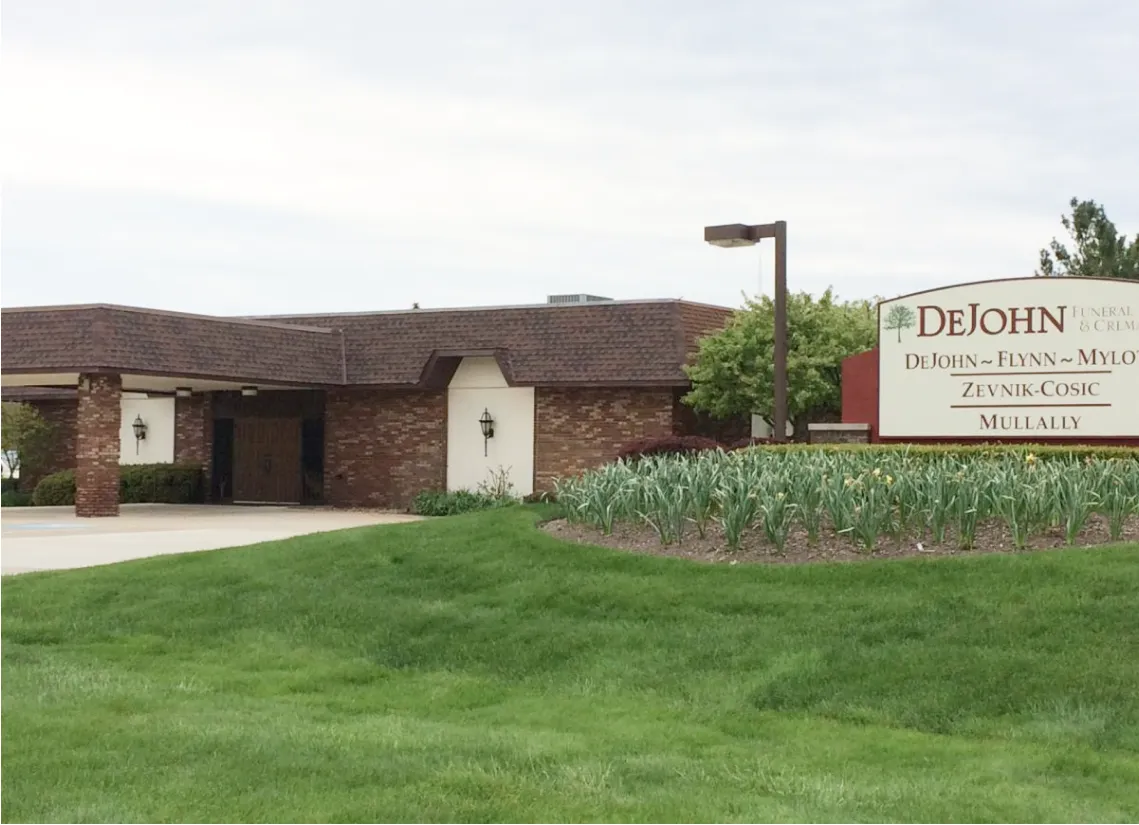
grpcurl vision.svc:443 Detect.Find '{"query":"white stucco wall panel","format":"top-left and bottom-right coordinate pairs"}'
top-left (447, 357), bottom-right (535, 496)
top-left (448, 357), bottom-right (511, 389)
top-left (119, 396), bottom-right (175, 465)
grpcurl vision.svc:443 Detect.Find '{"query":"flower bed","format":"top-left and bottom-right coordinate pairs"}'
top-left (550, 447), bottom-right (1139, 562)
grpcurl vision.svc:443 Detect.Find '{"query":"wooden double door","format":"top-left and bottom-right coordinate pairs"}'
top-left (233, 418), bottom-right (302, 504)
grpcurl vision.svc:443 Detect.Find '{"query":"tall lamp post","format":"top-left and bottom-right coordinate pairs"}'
top-left (703, 221), bottom-right (789, 443)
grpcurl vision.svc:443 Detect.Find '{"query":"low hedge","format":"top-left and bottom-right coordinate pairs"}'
top-left (742, 443), bottom-right (1139, 461)
top-left (726, 436), bottom-right (777, 450)
top-left (120, 464), bottom-right (205, 504)
top-left (615, 437), bottom-right (1137, 465)
top-left (32, 464), bottom-right (206, 507)
top-left (411, 489), bottom-right (515, 517)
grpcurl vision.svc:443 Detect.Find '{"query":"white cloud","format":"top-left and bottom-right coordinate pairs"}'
top-left (2, 0), bottom-right (1137, 314)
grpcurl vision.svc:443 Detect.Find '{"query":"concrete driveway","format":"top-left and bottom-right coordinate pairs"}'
top-left (0, 505), bottom-right (421, 575)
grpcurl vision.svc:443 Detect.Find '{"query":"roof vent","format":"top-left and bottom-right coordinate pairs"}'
top-left (546, 294), bottom-right (613, 305)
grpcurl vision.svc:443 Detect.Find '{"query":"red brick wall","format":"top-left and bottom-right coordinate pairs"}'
top-left (324, 388), bottom-right (446, 509)
top-left (670, 389), bottom-right (751, 443)
top-left (842, 349), bottom-right (879, 432)
top-left (76, 373), bottom-right (121, 517)
top-left (175, 394), bottom-right (213, 484)
top-left (19, 399), bottom-right (78, 492)
top-left (534, 387), bottom-right (674, 489)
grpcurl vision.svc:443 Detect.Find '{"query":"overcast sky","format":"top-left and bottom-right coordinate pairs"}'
top-left (3, 0), bottom-right (1137, 315)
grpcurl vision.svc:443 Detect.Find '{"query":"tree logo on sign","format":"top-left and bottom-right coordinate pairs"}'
top-left (882, 304), bottom-right (916, 343)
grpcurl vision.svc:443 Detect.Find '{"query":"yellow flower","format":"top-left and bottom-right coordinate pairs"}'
top-left (872, 468), bottom-right (882, 477)
top-left (886, 475), bottom-right (894, 486)
top-left (776, 492), bottom-right (785, 500)
top-left (1026, 453), bottom-right (1037, 465)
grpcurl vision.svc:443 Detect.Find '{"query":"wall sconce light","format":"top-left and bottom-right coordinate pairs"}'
top-left (241, 386), bottom-right (258, 397)
top-left (478, 408), bottom-right (495, 456)
top-left (132, 414), bottom-right (148, 453)
top-left (175, 387), bottom-right (193, 398)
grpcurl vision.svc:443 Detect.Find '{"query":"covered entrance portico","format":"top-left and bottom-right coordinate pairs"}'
top-left (1, 305), bottom-right (344, 516)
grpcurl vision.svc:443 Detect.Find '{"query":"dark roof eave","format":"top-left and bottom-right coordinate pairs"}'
top-left (326, 378), bottom-right (693, 391)
top-left (0, 365), bottom-right (343, 388)
top-left (528, 379), bottom-right (692, 388)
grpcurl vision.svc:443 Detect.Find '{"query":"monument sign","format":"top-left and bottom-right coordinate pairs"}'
top-left (877, 277), bottom-right (1139, 439)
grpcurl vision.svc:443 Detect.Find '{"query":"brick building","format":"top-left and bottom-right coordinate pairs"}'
top-left (1, 297), bottom-right (748, 516)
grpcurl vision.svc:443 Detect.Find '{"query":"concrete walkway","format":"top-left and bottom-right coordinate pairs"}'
top-left (0, 505), bottom-right (421, 575)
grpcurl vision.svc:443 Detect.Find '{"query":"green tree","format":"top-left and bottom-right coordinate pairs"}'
top-left (683, 289), bottom-right (877, 441)
top-left (1036, 197), bottom-right (1139, 280)
top-left (1, 402), bottom-right (56, 490)
top-left (882, 304), bottom-right (916, 343)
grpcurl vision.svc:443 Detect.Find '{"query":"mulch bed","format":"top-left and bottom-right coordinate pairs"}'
top-left (542, 513), bottom-right (1139, 565)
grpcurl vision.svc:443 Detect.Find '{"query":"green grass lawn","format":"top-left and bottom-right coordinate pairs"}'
top-left (4, 507), bottom-right (1139, 823)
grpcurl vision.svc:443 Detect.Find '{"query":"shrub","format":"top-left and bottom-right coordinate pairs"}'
top-left (119, 463), bottom-right (205, 504)
top-left (476, 466), bottom-right (516, 499)
top-left (411, 489), bottom-right (514, 517)
top-left (726, 436), bottom-right (775, 451)
top-left (1, 490), bottom-right (34, 507)
top-left (616, 435), bottom-right (724, 462)
top-left (1, 478), bottom-right (17, 494)
top-left (32, 470), bottom-right (76, 506)
top-left (751, 443), bottom-right (1139, 461)
top-left (32, 464), bottom-right (206, 507)
top-left (523, 490), bottom-right (557, 504)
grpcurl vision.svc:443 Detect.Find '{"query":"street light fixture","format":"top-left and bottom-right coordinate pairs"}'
top-left (703, 220), bottom-right (789, 443)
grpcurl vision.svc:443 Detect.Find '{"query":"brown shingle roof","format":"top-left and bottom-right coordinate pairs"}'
top-left (266, 300), bottom-right (730, 386)
top-left (2, 300), bottom-right (734, 388)
top-left (1, 305), bottom-right (343, 385)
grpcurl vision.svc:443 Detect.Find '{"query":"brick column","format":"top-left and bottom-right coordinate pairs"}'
top-left (174, 393), bottom-right (213, 490)
top-left (76, 373), bottom-right (122, 517)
